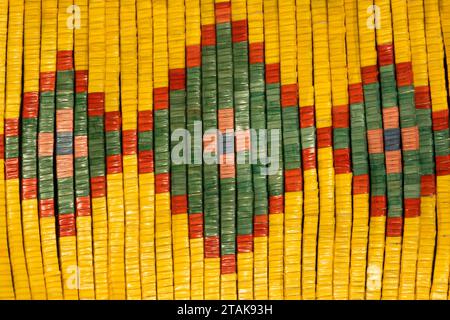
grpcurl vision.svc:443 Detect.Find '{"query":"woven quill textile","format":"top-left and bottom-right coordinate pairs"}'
top-left (2, 0), bottom-right (450, 300)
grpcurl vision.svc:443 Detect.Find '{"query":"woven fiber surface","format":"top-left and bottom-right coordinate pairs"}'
top-left (1, 0), bottom-right (450, 300)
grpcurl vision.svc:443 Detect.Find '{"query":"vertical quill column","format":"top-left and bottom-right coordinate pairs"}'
top-left (186, 0), bottom-right (204, 300)
top-left (407, 0), bottom-right (435, 300)
top-left (328, 0), bottom-right (352, 300)
top-left (0, 0), bottom-right (14, 300)
top-left (168, 0), bottom-right (191, 300)
top-left (105, 0), bottom-right (125, 299)
top-left (137, 0), bottom-right (157, 300)
top-left (38, 0), bottom-right (63, 300)
top-left (279, 0), bottom-right (302, 300)
top-left (296, 0), bottom-right (319, 301)
top-left (344, 0), bottom-right (370, 300)
top-left (153, 0), bottom-right (174, 300)
top-left (391, 0), bottom-right (421, 300)
top-left (312, 0), bottom-right (335, 300)
top-left (374, 0), bottom-right (403, 300)
top-left (231, 0), bottom-right (254, 300)
top-left (215, 0), bottom-right (237, 299)
top-left (120, 0), bottom-right (142, 299)
top-left (5, 0), bottom-right (31, 300)
top-left (201, 0), bottom-right (221, 300)
top-left (74, 0), bottom-right (95, 299)
top-left (263, 0), bottom-right (284, 300)
top-left (22, 0), bottom-right (47, 299)
top-left (425, 0), bottom-right (450, 300)
top-left (248, 0), bottom-right (268, 300)
top-left (88, 0), bottom-right (109, 299)
top-left (357, 0), bottom-right (387, 299)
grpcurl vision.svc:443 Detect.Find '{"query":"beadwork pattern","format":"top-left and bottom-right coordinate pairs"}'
top-left (1, 0), bottom-right (450, 300)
